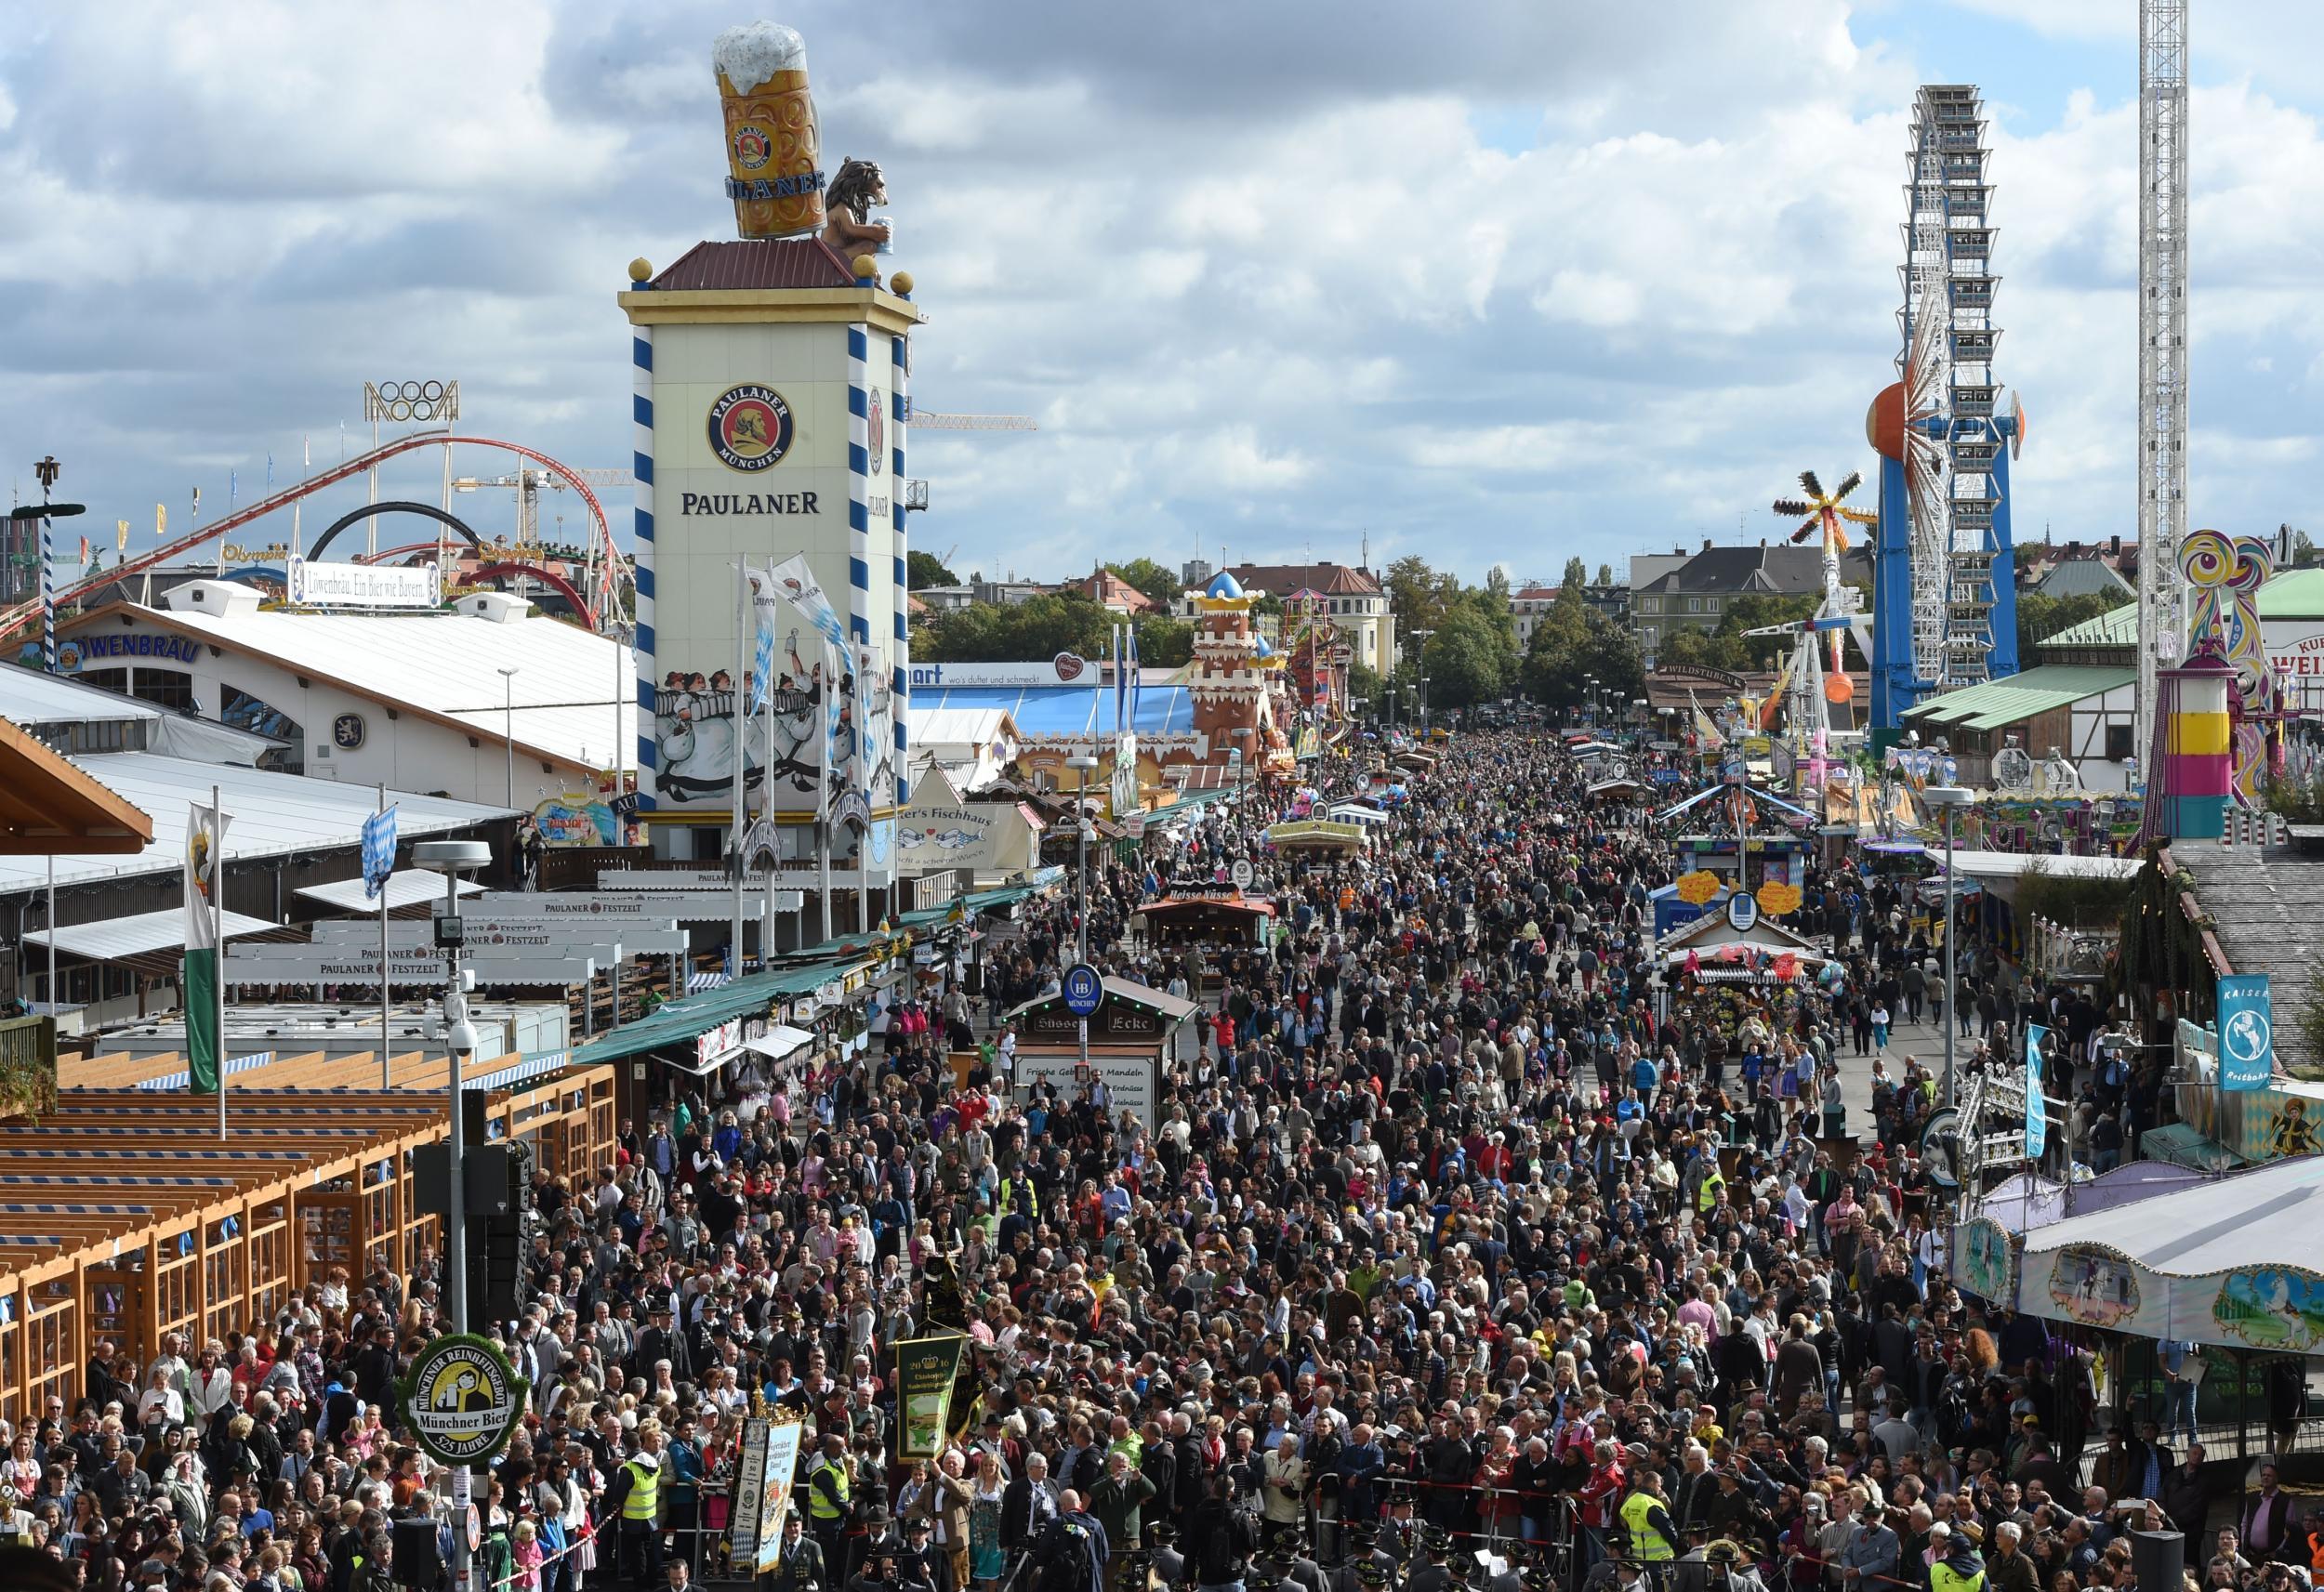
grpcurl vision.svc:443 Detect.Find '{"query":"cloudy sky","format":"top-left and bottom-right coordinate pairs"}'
top-left (5, 0), bottom-right (2323, 588)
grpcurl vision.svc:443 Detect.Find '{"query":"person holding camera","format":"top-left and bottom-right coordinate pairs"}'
top-left (1191, 1474), bottom-right (1261, 1592)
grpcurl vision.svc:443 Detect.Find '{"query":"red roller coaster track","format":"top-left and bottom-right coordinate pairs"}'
top-left (0, 429), bottom-right (625, 646)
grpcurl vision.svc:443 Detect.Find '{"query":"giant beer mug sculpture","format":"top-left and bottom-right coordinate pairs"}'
top-left (714, 21), bottom-right (825, 239)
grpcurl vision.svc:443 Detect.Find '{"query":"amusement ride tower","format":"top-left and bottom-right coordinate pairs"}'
top-left (1868, 84), bottom-right (2025, 732)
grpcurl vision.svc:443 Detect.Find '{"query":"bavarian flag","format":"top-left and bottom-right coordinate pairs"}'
top-left (182, 800), bottom-right (231, 1094)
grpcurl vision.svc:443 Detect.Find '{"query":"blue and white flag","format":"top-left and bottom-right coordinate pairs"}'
top-left (2025, 1023), bottom-right (2049, 1160)
top-left (266, 453), bottom-right (274, 493)
top-left (765, 553), bottom-right (851, 654)
top-left (229, 468), bottom-right (238, 510)
top-left (750, 569), bottom-right (776, 715)
top-left (362, 804), bottom-right (398, 901)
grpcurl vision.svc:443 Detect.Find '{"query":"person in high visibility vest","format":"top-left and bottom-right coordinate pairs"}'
top-left (1695, 1162), bottom-right (1726, 1216)
top-left (1928, 1521), bottom-right (1987, 1592)
top-left (807, 1429), bottom-right (855, 1575)
top-left (1618, 1470), bottom-right (1677, 1578)
top-left (616, 1420), bottom-right (667, 1591)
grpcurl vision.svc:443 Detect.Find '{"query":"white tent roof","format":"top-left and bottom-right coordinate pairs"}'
top-left (1935, 850), bottom-right (2143, 881)
top-left (25, 906), bottom-right (278, 961)
top-left (297, 870), bottom-right (485, 915)
top-left (107, 602), bottom-right (635, 770)
top-left (2019, 1152), bottom-right (2324, 1276)
top-left (0, 752), bottom-right (509, 896)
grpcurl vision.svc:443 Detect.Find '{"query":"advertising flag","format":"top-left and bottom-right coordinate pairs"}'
top-left (2217, 974), bottom-right (2276, 1090)
top-left (182, 800), bottom-right (231, 1094)
top-left (156, 504), bottom-right (166, 538)
top-left (750, 568), bottom-right (776, 715)
top-left (766, 553), bottom-right (850, 654)
top-left (2025, 1024), bottom-right (2048, 1161)
top-left (116, 519), bottom-right (129, 551)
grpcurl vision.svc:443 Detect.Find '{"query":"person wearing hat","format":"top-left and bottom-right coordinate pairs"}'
top-left (771, 1509), bottom-right (829, 1592)
top-left (1403, 1529), bottom-right (1456, 1592)
top-left (1146, 1524), bottom-right (1187, 1590)
top-left (1333, 1522), bottom-right (1398, 1592)
top-left (900, 1512), bottom-right (954, 1592)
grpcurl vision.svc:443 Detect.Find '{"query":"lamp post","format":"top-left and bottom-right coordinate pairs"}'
top-left (413, 837), bottom-right (492, 1335)
top-left (1924, 785), bottom-right (1974, 1109)
top-left (1065, 753), bottom-right (1099, 1074)
top-left (1407, 630), bottom-right (1434, 735)
top-left (1231, 726), bottom-right (1252, 804)
top-left (496, 667), bottom-right (519, 809)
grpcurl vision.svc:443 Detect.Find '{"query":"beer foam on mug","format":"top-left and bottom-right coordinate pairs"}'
top-left (713, 21), bottom-right (808, 93)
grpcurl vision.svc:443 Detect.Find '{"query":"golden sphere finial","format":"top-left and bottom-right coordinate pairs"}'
top-left (627, 257), bottom-right (654, 283)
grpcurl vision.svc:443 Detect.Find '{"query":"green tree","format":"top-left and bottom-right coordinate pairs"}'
top-left (1420, 604), bottom-right (1520, 708)
top-left (1106, 558), bottom-right (1182, 607)
top-left (1383, 555), bottom-right (1459, 637)
top-left (1596, 562), bottom-right (1614, 585)
top-left (1522, 589), bottom-right (1643, 713)
top-left (2014, 590), bottom-right (2120, 658)
top-left (906, 549), bottom-right (958, 589)
top-left (1130, 612), bottom-right (1194, 669)
top-left (1561, 556), bottom-right (1589, 590)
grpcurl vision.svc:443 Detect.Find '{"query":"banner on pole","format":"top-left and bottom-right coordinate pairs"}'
top-left (2025, 1023), bottom-right (2049, 1161)
top-left (2217, 974), bottom-right (2276, 1091)
top-left (894, 1335), bottom-right (969, 1460)
top-left (182, 800), bottom-right (231, 1094)
top-left (362, 805), bottom-right (399, 901)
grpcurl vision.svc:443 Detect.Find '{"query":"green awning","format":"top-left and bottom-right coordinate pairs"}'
top-left (1902, 664), bottom-right (2133, 732)
top-left (571, 960), bottom-right (852, 1067)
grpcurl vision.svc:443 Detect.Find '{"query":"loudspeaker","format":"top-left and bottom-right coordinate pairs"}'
top-left (391, 1516), bottom-right (446, 1587)
top-left (2130, 1529), bottom-right (2185, 1592)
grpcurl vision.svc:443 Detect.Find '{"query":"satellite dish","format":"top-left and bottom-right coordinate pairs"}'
top-left (1991, 745), bottom-right (2034, 792)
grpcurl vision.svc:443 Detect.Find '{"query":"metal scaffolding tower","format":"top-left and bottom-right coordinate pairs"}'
top-left (2136, 0), bottom-right (2190, 765)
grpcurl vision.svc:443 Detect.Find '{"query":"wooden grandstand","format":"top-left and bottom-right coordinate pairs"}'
top-left (0, 1049), bottom-right (615, 1427)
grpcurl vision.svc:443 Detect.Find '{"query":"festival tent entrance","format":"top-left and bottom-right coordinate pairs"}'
top-left (1000, 979), bottom-right (1197, 1138)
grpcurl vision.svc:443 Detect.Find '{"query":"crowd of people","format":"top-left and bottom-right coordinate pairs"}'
top-left (0, 728), bottom-right (2294, 1592)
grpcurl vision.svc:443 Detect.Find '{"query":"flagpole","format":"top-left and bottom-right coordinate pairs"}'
top-left (762, 619), bottom-right (779, 957)
top-left (731, 562), bottom-right (747, 979)
top-left (214, 783), bottom-right (227, 1142)
top-left (827, 641), bottom-right (846, 943)
top-left (857, 644), bottom-right (871, 939)
top-left (377, 783), bottom-right (392, 1088)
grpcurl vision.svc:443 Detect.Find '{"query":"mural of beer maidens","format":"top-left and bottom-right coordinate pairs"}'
top-left (622, 19), bottom-right (919, 898)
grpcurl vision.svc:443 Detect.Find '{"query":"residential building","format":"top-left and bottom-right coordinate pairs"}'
top-left (1510, 582), bottom-right (1629, 650)
top-left (1216, 560), bottom-right (1399, 674)
top-left (1630, 539), bottom-right (1871, 655)
top-left (1074, 568), bottom-right (1162, 615)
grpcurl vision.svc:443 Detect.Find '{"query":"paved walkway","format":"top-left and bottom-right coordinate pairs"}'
top-left (1829, 1007), bottom-right (1959, 1146)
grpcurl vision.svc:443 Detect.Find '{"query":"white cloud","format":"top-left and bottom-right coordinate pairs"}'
top-left (7, 0), bottom-right (2324, 586)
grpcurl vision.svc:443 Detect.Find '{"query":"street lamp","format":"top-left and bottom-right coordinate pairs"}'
top-left (413, 836), bottom-right (492, 1335)
top-left (1407, 630), bottom-right (1435, 733)
top-left (496, 667), bottom-right (519, 808)
top-left (1924, 785), bottom-right (1974, 1109)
